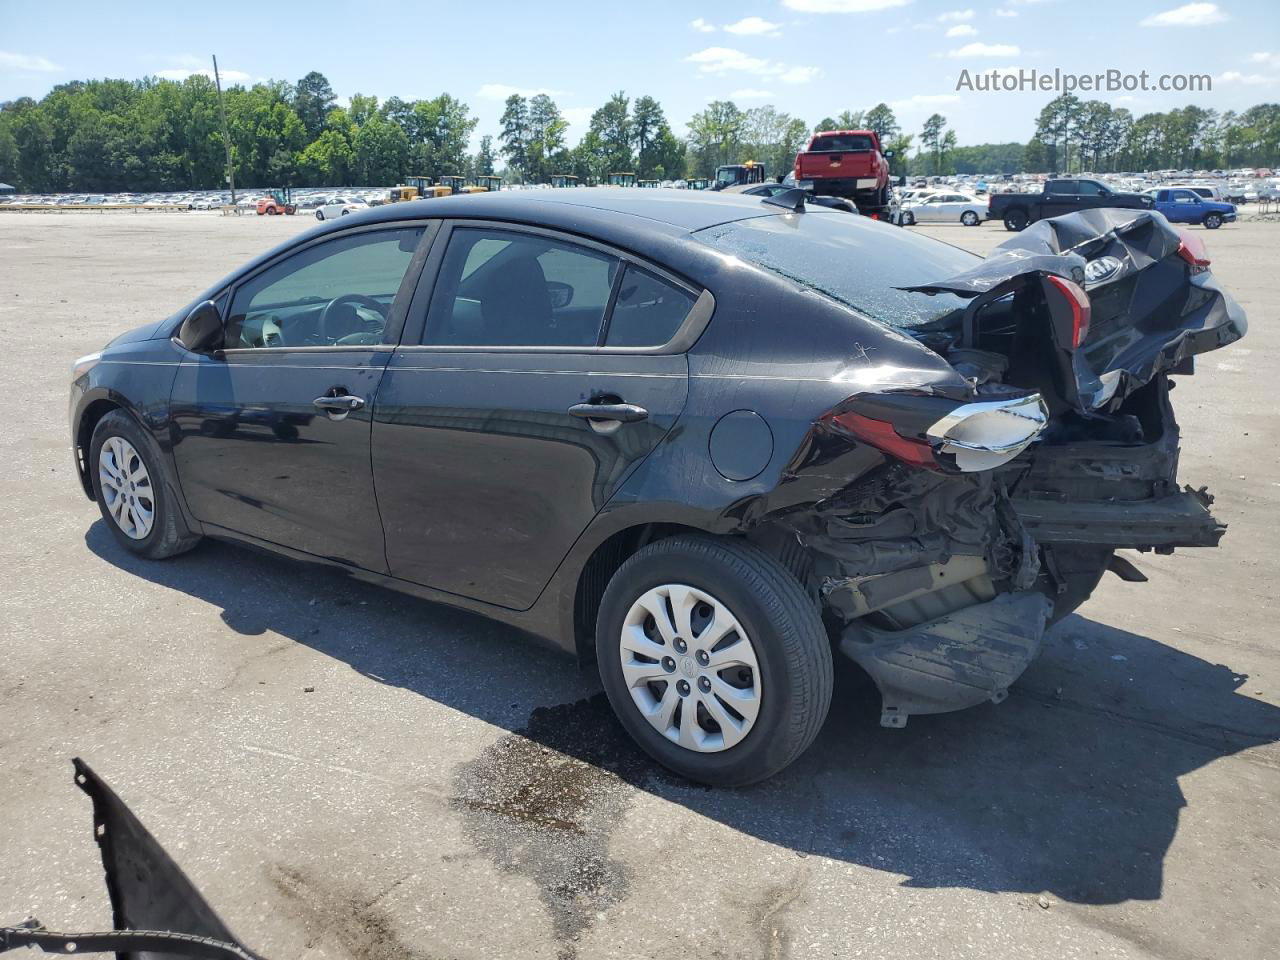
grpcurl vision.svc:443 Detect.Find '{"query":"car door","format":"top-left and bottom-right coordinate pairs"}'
top-left (1169, 189), bottom-right (1202, 222)
top-left (371, 221), bottom-right (700, 610)
top-left (168, 223), bottom-right (432, 572)
top-left (1041, 180), bottom-right (1078, 218)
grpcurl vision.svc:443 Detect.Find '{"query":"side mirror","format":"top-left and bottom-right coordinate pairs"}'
top-left (546, 281), bottom-right (574, 310)
top-left (883, 149), bottom-right (895, 159)
top-left (178, 300), bottom-right (223, 352)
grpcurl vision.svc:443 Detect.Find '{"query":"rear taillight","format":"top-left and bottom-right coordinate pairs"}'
top-left (1176, 229), bottom-right (1211, 274)
top-left (827, 393), bottom-right (1048, 473)
top-left (1046, 275), bottom-right (1091, 348)
top-left (827, 411), bottom-right (940, 471)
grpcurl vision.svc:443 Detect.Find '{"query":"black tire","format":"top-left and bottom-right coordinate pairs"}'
top-left (89, 409), bottom-right (201, 560)
top-left (1204, 213), bottom-right (1222, 229)
top-left (902, 211), bottom-right (916, 226)
top-left (596, 534), bottom-right (833, 786)
top-left (315, 210), bottom-right (324, 221)
top-left (1004, 208), bottom-right (1029, 231)
top-left (961, 210), bottom-right (980, 226)
top-left (340, 208), bottom-right (350, 216)
top-left (266, 206), bottom-right (277, 215)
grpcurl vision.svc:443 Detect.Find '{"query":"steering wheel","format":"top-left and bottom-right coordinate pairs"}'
top-left (318, 293), bottom-right (388, 344)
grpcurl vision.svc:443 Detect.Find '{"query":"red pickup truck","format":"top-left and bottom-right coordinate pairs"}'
top-left (794, 130), bottom-right (894, 209)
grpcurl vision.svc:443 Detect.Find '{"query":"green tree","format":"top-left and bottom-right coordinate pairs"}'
top-left (687, 100), bottom-right (744, 176)
top-left (920, 113), bottom-right (947, 176)
top-left (526, 93), bottom-right (567, 181)
top-left (293, 71), bottom-right (335, 140)
top-left (474, 134), bottom-right (497, 175)
top-left (863, 103), bottom-right (899, 142)
top-left (499, 94), bottom-right (530, 180)
top-left (353, 114), bottom-right (408, 184)
top-left (587, 92), bottom-right (633, 174)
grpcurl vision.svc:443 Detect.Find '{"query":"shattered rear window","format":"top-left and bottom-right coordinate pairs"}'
top-left (695, 213), bottom-right (979, 329)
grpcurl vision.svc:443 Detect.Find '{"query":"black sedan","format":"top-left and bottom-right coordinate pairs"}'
top-left (70, 191), bottom-right (1245, 784)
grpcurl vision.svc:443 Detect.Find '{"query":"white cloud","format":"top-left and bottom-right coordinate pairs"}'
top-left (1249, 51), bottom-right (1280, 69)
top-left (690, 17), bottom-right (715, 32)
top-left (994, 7), bottom-right (1019, 15)
top-left (0, 51), bottom-right (61, 73)
top-left (947, 41), bottom-right (1020, 55)
top-left (476, 83), bottom-right (566, 100)
top-left (779, 65), bottom-right (821, 83)
top-left (685, 47), bottom-right (772, 73)
top-left (1218, 71), bottom-right (1277, 86)
top-left (156, 67), bottom-right (251, 83)
top-left (938, 8), bottom-right (975, 20)
top-left (782, 0), bottom-right (912, 11)
top-left (1140, 3), bottom-right (1226, 26)
top-left (724, 16), bottom-right (782, 34)
top-left (731, 88), bottom-right (775, 99)
top-left (947, 24), bottom-right (978, 35)
top-left (685, 47), bottom-right (819, 84)
top-left (890, 93), bottom-right (962, 109)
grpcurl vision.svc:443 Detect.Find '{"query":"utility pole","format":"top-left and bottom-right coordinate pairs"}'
top-left (212, 55), bottom-right (236, 204)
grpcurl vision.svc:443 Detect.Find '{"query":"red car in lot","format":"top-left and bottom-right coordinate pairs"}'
top-left (794, 129), bottom-right (894, 209)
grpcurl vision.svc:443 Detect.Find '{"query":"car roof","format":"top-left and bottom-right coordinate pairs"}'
top-left (352, 187), bottom-right (778, 234)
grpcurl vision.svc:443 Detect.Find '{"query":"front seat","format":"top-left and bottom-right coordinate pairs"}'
top-left (479, 255), bottom-right (553, 345)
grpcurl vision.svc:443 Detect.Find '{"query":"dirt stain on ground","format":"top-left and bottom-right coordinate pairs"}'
top-left (451, 694), bottom-right (666, 959)
top-left (270, 864), bottom-right (438, 960)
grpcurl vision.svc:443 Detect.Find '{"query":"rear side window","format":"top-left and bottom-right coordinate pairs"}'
top-left (811, 134), bottom-right (873, 152)
top-left (424, 227), bottom-right (620, 347)
top-left (1046, 180), bottom-right (1077, 195)
top-left (605, 266), bottom-right (696, 347)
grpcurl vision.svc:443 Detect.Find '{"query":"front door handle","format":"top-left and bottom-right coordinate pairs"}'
top-left (568, 402), bottom-right (648, 423)
top-left (313, 394), bottom-right (365, 420)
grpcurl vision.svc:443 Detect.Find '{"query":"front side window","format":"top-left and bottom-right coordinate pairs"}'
top-left (226, 228), bottom-right (423, 349)
top-left (424, 228), bottom-right (620, 347)
top-left (1076, 181), bottom-right (1106, 196)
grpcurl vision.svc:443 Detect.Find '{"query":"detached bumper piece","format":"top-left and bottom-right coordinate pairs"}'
top-left (1014, 486), bottom-right (1225, 550)
top-left (839, 591), bottom-right (1051, 728)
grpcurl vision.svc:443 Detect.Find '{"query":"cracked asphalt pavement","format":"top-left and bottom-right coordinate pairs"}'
top-left (1, 211), bottom-right (1277, 960)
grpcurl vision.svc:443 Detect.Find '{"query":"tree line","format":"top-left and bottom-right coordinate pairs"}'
top-left (1, 70), bottom-right (1277, 192)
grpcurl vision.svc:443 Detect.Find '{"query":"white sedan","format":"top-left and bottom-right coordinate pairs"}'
top-left (315, 197), bottom-right (369, 221)
top-left (902, 191), bottom-right (987, 226)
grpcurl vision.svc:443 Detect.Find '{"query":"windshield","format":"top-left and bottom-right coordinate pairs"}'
top-left (695, 212), bottom-right (979, 329)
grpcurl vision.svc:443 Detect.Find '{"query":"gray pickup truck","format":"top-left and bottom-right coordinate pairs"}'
top-left (988, 177), bottom-right (1153, 231)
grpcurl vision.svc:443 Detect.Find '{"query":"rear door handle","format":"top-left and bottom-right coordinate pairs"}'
top-left (568, 402), bottom-right (648, 423)
top-left (313, 394), bottom-right (365, 420)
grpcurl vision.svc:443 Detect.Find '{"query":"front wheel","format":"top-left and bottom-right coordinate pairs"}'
top-left (266, 206), bottom-right (278, 216)
top-left (961, 210), bottom-right (980, 226)
top-left (340, 208), bottom-right (350, 216)
top-left (315, 210), bottom-right (324, 221)
top-left (1004, 209), bottom-right (1029, 231)
top-left (902, 211), bottom-right (916, 226)
top-left (1204, 213), bottom-right (1223, 229)
top-left (596, 535), bottom-right (833, 786)
top-left (90, 410), bottom-right (201, 559)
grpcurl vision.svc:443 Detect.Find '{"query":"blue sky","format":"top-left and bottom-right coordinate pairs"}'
top-left (1, 0), bottom-right (1277, 150)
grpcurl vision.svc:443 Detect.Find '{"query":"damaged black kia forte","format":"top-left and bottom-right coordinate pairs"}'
top-left (69, 189), bottom-right (1246, 784)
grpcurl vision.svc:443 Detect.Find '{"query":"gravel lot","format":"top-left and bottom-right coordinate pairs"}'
top-left (1, 210), bottom-right (1277, 960)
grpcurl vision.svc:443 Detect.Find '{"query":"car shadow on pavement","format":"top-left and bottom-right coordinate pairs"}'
top-left (88, 523), bottom-right (1280, 913)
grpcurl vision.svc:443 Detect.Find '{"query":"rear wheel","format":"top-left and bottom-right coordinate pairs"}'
top-left (596, 534), bottom-right (833, 786)
top-left (90, 410), bottom-right (201, 560)
top-left (961, 210), bottom-right (980, 226)
top-left (1204, 213), bottom-right (1223, 229)
top-left (1004, 209), bottom-right (1029, 231)
top-left (902, 210), bottom-right (916, 226)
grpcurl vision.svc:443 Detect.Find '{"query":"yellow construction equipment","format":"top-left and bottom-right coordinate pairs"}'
top-left (606, 172), bottom-right (637, 188)
top-left (550, 174), bottom-right (580, 188)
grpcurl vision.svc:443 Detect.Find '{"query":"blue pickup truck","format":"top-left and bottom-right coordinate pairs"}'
top-left (1145, 188), bottom-right (1237, 229)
